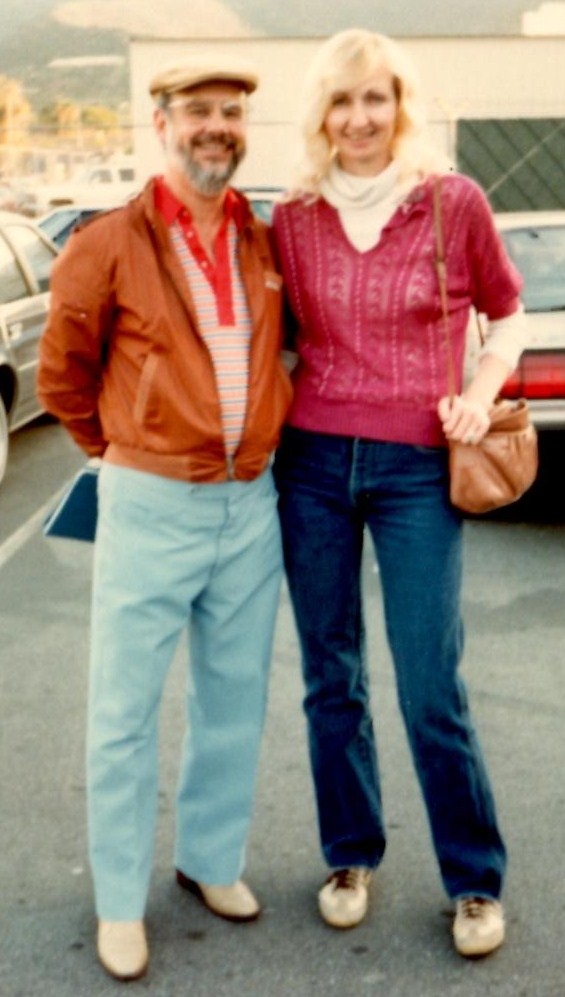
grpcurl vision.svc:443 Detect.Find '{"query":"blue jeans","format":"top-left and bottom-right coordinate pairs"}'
top-left (88, 464), bottom-right (282, 920)
top-left (274, 427), bottom-right (506, 900)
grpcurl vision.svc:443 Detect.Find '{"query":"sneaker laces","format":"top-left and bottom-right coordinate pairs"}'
top-left (458, 896), bottom-right (489, 919)
top-left (328, 868), bottom-right (366, 891)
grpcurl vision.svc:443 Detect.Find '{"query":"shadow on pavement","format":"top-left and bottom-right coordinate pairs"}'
top-left (473, 430), bottom-right (565, 526)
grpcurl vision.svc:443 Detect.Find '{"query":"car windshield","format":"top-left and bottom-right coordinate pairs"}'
top-left (39, 208), bottom-right (101, 248)
top-left (39, 208), bottom-right (81, 240)
top-left (249, 198), bottom-right (275, 223)
top-left (0, 234), bottom-right (28, 303)
top-left (4, 222), bottom-right (57, 292)
top-left (501, 225), bottom-right (565, 312)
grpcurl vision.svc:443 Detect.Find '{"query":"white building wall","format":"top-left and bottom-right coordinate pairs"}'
top-left (130, 36), bottom-right (565, 187)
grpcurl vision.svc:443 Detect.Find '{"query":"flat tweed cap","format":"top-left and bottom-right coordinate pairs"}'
top-left (149, 57), bottom-right (258, 97)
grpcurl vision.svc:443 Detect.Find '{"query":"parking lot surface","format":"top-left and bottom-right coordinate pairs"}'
top-left (0, 423), bottom-right (564, 996)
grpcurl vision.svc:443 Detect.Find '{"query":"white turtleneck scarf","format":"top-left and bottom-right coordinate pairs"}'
top-left (319, 159), bottom-right (405, 252)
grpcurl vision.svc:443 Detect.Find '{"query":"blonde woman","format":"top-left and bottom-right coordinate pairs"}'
top-left (272, 29), bottom-right (526, 958)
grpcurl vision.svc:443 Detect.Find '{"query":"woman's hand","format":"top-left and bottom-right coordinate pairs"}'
top-left (438, 353), bottom-right (514, 444)
top-left (437, 395), bottom-right (490, 444)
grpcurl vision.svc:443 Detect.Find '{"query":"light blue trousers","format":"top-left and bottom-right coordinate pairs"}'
top-left (87, 463), bottom-right (282, 921)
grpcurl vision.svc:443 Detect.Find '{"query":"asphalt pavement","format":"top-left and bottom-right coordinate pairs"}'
top-left (1, 451), bottom-right (564, 996)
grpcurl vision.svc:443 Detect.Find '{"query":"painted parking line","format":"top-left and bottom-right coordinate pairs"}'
top-left (0, 490), bottom-right (65, 571)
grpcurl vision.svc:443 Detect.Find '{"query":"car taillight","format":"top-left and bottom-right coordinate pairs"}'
top-left (500, 351), bottom-right (565, 399)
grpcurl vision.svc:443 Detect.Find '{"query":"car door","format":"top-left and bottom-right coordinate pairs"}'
top-left (0, 221), bottom-right (57, 427)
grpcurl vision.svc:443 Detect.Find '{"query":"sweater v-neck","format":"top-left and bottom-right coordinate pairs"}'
top-left (319, 161), bottom-right (428, 253)
top-left (320, 162), bottom-right (399, 252)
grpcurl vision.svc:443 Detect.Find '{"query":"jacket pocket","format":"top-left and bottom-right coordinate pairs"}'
top-left (133, 351), bottom-right (160, 426)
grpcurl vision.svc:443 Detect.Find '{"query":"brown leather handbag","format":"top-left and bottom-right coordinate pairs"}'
top-left (433, 178), bottom-right (538, 514)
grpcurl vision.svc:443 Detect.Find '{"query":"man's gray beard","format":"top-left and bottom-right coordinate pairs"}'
top-left (177, 146), bottom-right (244, 196)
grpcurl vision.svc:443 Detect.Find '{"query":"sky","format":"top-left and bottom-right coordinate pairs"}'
top-left (49, 0), bottom-right (565, 37)
top-left (1, 0), bottom-right (563, 41)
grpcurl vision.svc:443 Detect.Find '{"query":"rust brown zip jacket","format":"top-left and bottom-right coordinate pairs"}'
top-left (37, 179), bottom-right (292, 483)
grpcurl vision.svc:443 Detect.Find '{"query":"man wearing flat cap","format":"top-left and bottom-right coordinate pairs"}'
top-left (38, 57), bottom-right (291, 982)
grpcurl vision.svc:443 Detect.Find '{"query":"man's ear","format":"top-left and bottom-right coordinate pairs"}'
top-left (153, 106), bottom-right (167, 147)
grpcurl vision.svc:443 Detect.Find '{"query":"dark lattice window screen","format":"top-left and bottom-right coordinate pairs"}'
top-left (457, 119), bottom-right (565, 211)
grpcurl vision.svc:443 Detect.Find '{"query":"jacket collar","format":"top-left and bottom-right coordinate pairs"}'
top-left (151, 175), bottom-right (253, 232)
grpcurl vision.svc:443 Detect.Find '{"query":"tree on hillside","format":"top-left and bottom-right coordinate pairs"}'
top-left (37, 100), bottom-right (125, 150)
top-left (37, 100), bottom-right (82, 144)
top-left (0, 75), bottom-right (34, 143)
top-left (81, 104), bottom-right (122, 150)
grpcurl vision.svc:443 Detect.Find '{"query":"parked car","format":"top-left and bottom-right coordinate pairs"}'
top-left (495, 212), bottom-right (565, 429)
top-left (0, 211), bottom-right (58, 484)
top-left (239, 186), bottom-right (283, 223)
top-left (37, 187), bottom-right (284, 252)
top-left (19, 156), bottom-right (139, 217)
top-left (37, 202), bottom-right (120, 249)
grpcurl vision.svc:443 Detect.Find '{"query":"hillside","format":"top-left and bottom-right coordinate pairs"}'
top-left (0, 0), bottom-right (535, 112)
top-left (0, 0), bottom-right (128, 109)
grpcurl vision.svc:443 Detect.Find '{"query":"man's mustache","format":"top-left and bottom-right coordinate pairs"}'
top-left (192, 134), bottom-right (237, 150)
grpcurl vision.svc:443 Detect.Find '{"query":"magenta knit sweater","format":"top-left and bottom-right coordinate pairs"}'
top-left (273, 173), bottom-right (522, 447)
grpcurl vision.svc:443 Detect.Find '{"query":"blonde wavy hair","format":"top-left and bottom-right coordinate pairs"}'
top-left (292, 28), bottom-right (450, 195)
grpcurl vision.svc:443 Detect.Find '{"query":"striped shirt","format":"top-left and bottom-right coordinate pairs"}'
top-left (155, 178), bottom-right (252, 458)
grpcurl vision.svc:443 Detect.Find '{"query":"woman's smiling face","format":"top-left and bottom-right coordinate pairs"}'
top-left (323, 66), bottom-right (398, 176)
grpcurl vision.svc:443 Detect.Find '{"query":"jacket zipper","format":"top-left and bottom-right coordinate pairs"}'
top-left (150, 216), bottom-right (260, 484)
top-left (225, 452), bottom-right (235, 480)
top-left (224, 227), bottom-right (262, 483)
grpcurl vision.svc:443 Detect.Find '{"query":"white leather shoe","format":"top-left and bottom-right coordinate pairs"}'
top-left (318, 867), bottom-right (372, 929)
top-left (97, 919), bottom-right (148, 980)
top-left (176, 869), bottom-right (261, 922)
top-left (453, 897), bottom-right (505, 957)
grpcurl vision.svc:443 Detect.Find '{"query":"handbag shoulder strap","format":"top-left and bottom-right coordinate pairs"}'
top-left (432, 176), bottom-right (457, 402)
top-left (433, 175), bottom-right (486, 403)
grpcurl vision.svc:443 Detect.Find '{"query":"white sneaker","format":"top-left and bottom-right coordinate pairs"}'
top-left (453, 896), bottom-right (505, 957)
top-left (318, 867), bottom-right (372, 929)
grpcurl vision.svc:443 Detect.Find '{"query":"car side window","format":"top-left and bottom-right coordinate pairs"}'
top-left (0, 235), bottom-right (29, 304)
top-left (4, 224), bottom-right (57, 294)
